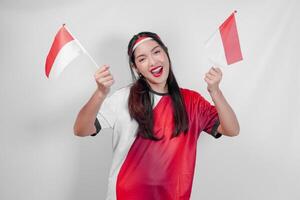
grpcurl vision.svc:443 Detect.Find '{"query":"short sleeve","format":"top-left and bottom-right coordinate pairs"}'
top-left (96, 92), bottom-right (118, 129)
top-left (194, 92), bottom-right (222, 139)
top-left (96, 87), bottom-right (129, 130)
top-left (90, 118), bottom-right (101, 136)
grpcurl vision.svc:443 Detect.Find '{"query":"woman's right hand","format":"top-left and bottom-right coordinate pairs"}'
top-left (94, 64), bottom-right (114, 96)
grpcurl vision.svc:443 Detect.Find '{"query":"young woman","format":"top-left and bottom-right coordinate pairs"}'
top-left (74, 31), bottom-right (239, 200)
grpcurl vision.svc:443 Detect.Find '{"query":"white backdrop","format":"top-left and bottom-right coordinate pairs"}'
top-left (0, 0), bottom-right (299, 199)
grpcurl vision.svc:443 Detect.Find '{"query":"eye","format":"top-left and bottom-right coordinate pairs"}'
top-left (138, 58), bottom-right (145, 62)
top-left (154, 50), bottom-right (161, 54)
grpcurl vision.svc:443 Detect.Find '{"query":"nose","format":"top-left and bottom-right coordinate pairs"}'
top-left (148, 55), bottom-right (156, 67)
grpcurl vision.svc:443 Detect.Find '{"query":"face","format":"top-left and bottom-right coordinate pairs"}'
top-left (133, 39), bottom-right (170, 93)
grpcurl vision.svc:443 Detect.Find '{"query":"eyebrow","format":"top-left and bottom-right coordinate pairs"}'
top-left (135, 45), bottom-right (160, 59)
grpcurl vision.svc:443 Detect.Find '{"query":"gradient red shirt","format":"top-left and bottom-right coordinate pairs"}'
top-left (96, 86), bottom-right (221, 200)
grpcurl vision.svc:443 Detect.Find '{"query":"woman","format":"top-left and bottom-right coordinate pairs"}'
top-left (74, 31), bottom-right (239, 200)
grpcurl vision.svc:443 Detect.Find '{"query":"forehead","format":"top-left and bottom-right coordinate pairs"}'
top-left (134, 39), bottom-right (160, 56)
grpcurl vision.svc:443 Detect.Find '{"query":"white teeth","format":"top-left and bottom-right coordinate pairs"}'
top-left (151, 67), bottom-right (162, 74)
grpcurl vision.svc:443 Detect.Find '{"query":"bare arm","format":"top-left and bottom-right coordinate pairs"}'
top-left (73, 65), bottom-right (114, 137)
top-left (205, 67), bottom-right (240, 137)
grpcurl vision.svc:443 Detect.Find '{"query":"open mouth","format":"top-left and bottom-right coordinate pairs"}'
top-left (150, 66), bottom-right (163, 77)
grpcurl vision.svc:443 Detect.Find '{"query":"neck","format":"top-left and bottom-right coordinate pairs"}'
top-left (147, 82), bottom-right (168, 94)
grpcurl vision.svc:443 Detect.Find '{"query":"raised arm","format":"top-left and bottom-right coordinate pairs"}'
top-left (204, 67), bottom-right (240, 137)
top-left (73, 65), bottom-right (114, 137)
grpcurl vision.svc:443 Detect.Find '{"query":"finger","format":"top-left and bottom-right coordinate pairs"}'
top-left (208, 70), bottom-right (218, 77)
top-left (205, 73), bottom-right (215, 80)
top-left (95, 65), bottom-right (110, 74)
top-left (209, 69), bottom-right (222, 79)
top-left (212, 67), bottom-right (221, 72)
top-left (211, 66), bottom-right (218, 72)
top-left (211, 66), bottom-right (221, 74)
top-left (95, 69), bottom-right (109, 77)
top-left (96, 75), bottom-right (114, 83)
top-left (95, 69), bottom-right (111, 78)
top-left (204, 77), bottom-right (213, 84)
top-left (204, 73), bottom-right (211, 80)
top-left (102, 79), bottom-right (114, 87)
top-left (212, 67), bottom-right (222, 76)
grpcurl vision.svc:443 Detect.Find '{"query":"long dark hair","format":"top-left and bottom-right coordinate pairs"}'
top-left (127, 32), bottom-right (189, 140)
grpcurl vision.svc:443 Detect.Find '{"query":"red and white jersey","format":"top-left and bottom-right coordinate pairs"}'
top-left (97, 86), bottom-right (221, 200)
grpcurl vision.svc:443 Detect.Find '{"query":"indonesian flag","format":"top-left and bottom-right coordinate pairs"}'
top-left (205, 11), bottom-right (243, 67)
top-left (45, 25), bottom-right (86, 79)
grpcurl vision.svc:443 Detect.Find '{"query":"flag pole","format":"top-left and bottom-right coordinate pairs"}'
top-left (63, 24), bottom-right (99, 69)
top-left (204, 28), bottom-right (218, 46)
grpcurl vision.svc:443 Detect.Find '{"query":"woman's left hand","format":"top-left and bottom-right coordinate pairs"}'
top-left (204, 67), bottom-right (222, 94)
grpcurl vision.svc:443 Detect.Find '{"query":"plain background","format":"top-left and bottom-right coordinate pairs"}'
top-left (1, 0), bottom-right (299, 199)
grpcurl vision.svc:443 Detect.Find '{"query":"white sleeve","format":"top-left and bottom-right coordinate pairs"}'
top-left (97, 92), bottom-right (118, 129)
top-left (96, 87), bottom-right (129, 129)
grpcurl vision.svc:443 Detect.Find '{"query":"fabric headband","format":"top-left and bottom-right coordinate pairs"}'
top-left (131, 37), bottom-right (153, 53)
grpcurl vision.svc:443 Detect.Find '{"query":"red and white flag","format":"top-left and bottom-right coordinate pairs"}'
top-left (205, 11), bottom-right (243, 67)
top-left (45, 25), bottom-right (87, 79)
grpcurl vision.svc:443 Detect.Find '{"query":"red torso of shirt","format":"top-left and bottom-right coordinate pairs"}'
top-left (116, 88), bottom-right (218, 200)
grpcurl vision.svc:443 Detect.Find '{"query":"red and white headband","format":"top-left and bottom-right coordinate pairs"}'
top-left (132, 37), bottom-right (153, 52)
